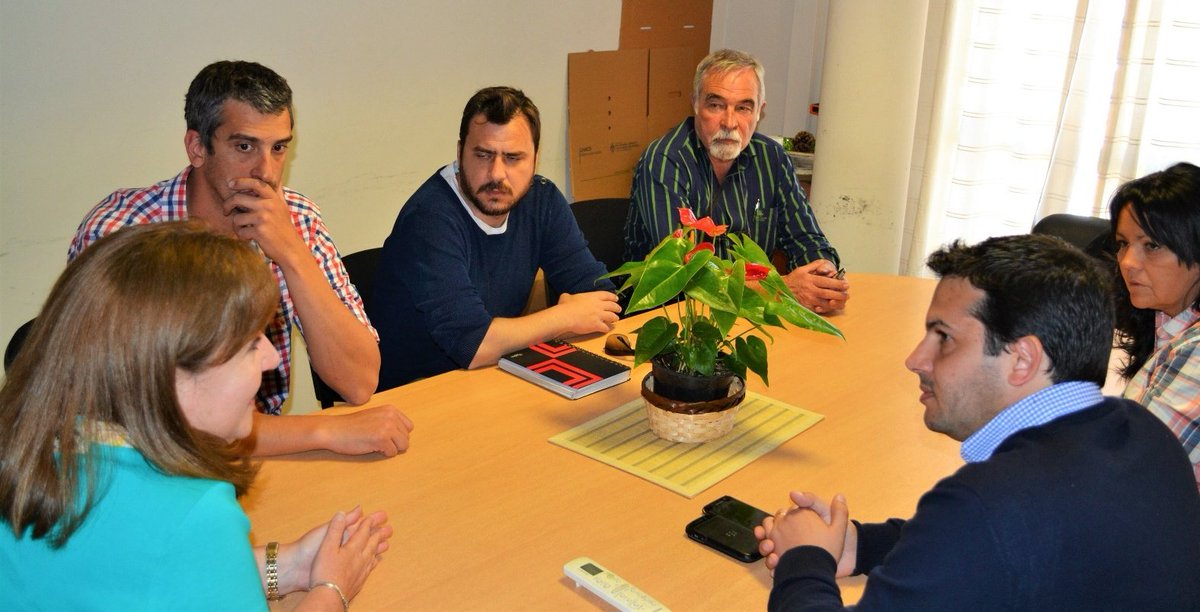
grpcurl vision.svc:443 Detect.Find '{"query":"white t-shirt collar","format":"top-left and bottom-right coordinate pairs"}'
top-left (440, 161), bottom-right (508, 235)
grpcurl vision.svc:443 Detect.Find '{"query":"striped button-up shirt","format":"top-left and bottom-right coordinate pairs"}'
top-left (68, 167), bottom-right (376, 414)
top-left (1124, 307), bottom-right (1200, 489)
top-left (623, 117), bottom-right (839, 270)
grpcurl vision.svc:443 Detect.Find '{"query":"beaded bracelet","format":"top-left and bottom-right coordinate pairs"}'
top-left (265, 542), bottom-right (280, 601)
top-left (311, 580), bottom-right (349, 612)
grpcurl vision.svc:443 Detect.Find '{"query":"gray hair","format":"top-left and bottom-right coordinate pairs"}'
top-left (184, 60), bottom-right (293, 151)
top-left (692, 49), bottom-right (766, 106)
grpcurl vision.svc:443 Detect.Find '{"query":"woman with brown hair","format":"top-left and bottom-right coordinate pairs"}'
top-left (0, 222), bottom-right (391, 610)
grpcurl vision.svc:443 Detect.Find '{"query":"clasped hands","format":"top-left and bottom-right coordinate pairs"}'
top-left (273, 506), bottom-right (393, 601)
top-left (754, 491), bottom-right (858, 578)
top-left (784, 260), bottom-right (849, 314)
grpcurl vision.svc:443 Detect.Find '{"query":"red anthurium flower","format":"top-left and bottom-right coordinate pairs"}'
top-left (691, 217), bottom-right (727, 238)
top-left (745, 262), bottom-right (771, 281)
top-left (683, 242), bottom-right (715, 263)
top-left (678, 207), bottom-right (698, 226)
top-left (676, 207), bottom-right (728, 238)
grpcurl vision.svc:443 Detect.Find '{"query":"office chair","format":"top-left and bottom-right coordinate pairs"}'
top-left (310, 247), bottom-right (382, 408)
top-left (4, 318), bottom-right (35, 372)
top-left (1031, 213), bottom-right (1113, 260)
top-left (570, 198), bottom-right (632, 273)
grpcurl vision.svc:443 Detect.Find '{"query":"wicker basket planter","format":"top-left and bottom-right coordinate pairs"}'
top-left (641, 374), bottom-right (746, 443)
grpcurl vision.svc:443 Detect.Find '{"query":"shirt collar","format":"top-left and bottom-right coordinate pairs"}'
top-left (960, 381), bottom-right (1103, 462)
top-left (1155, 307), bottom-right (1200, 349)
top-left (441, 162), bottom-right (508, 235)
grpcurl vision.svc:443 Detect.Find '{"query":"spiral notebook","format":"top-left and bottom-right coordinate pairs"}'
top-left (498, 340), bottom-right (631, 399)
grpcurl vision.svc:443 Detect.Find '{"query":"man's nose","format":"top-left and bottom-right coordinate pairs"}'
top-left (488, 156), bottom-right (506, 182)
top-left (250, 150), bottom-right (278, 185)
top-left (720, 106), bottom-right (738, 129)
top-left (904, 341), bottom-right (929, 374)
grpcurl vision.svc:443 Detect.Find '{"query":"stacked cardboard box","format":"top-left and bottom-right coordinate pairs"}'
top-left (567, 0), bottom-right (712, 201)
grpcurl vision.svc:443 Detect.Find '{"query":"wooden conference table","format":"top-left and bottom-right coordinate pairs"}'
top-left (245, 273), bottom-right (962, 610)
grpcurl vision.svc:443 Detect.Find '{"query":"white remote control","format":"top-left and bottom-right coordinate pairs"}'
top-left (563, 557), bottom-right (669, 611)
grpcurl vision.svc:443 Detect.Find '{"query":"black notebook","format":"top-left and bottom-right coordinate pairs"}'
top-left (498, 340), bottom-right (631, 399)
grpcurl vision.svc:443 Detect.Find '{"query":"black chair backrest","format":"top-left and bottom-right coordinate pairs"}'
top-left (4, 318), bottom-right (36, 373)
top-left (1031, 213), bottom-right (1113, 260)
top-left (570, 198), bottom-right (631, 273)
top-left (311, 247), bottom-right (383, 408)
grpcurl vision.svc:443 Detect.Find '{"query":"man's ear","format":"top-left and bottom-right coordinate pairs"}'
top-left (184, 130), bottom-right (207, 169)
top-left (758, 99), bottom-right (767, 122)
top-left (1007, 335), bottom-right (1046, 387)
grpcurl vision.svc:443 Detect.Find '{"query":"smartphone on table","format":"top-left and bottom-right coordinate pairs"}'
top-left (685, 495), bottom-right (771, 563)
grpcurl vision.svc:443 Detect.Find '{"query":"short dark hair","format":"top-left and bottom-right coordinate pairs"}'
top-left (926, 234), bottom-right (1113, 385)
top-left (1109, 161), bottom-right (1200, 378)
top-left (457, 86), bottom-right (541, 152)
top-left (184, 60), bottom-right (293, 151)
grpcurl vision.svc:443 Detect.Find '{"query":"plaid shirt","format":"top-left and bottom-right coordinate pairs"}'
top-left (1123, 307), bottom-right (1200, 489)
top-left (68, 167), bottom-right (376, 414)
top-left (623, 117), bottom-right (839, 269)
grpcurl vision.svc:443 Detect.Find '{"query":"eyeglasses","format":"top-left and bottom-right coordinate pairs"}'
top-left (604, 333), bottom-right (635, 357)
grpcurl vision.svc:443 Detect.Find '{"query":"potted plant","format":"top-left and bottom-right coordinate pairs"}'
top-left (602, 207), bottom-right (843, 442)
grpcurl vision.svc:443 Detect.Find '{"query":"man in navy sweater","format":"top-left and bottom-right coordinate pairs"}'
top-left (372, 87), bottom-right (620, 390)
top-left (756, 234), bottom-right (1200, 610)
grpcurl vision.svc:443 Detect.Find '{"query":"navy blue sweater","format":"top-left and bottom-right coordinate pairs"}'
top-left (770, 397), bottom-right (1200, 611)
top-left (372, 169), bottom-right (613, 391)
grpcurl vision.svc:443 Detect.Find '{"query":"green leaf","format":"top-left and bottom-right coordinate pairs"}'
top-left (737, 287), bottom-right (770, 326)
top-left (766, 300), bottom-right (845, 339)
top-left (757, 270), bottom-right (797, 303)
top-left (712, 309), bottom-right (737, 338)
top-left (688, 319), bottom-right (723, 345)
top-left (625, 239), bottom-right (693, 313)
top-left (633, 316), bottom-right (679, 367)
top-left (684, 262), bottom-right (736, 314)
top-left (723, 352), bottom-right (747, 381)
top-left (727, 234), bottom-right (773, 265)
top-left (679, 328), bottom-right (720, 375)
top-left (726, 259), bottom-right (746, 311)
top-left (598, 259), bottom-right (643, 282)
top-left (735, 335), bottom-right (770, 386)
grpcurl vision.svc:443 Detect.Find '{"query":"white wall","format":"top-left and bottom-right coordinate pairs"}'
top-left (712, 0), bottom-right (828, 138)
top-left (0, 0), bottom-right (838, 410)
top-left (0, 0), bottom-right (624, 409)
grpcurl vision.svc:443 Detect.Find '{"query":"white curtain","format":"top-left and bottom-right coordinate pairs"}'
top-left (903, 0), bottom-right (1200, 275)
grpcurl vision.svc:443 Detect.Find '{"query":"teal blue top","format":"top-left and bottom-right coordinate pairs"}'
top-left (0, 443), bottom-right (266, 611)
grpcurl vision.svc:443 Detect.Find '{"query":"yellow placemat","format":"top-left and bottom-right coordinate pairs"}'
top-left (549, 392), bottom-right (823, 498)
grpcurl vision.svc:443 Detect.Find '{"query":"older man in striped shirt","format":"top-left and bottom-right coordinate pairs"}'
top-left (623, 49), bottom-right (848, 314)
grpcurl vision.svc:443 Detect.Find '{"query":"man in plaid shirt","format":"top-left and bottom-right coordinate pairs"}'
top-left (69, 60), bottom-right (413, 457)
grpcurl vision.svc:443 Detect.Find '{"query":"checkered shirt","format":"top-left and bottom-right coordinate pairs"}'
top-left (68, 167), bottom-right (377, 414)
top-left (1123, 307), bottom-right (1200, 489)
top-left (961, 381), bottom-right (1103, 463)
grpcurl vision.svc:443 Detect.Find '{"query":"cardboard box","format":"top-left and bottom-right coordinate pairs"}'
top-left (647, 46), bottom-right (700, 141)
top-left (619, 0), bottom-right (712, 58)
top-left (567, 49), bottom-right (648, 202)
top-left (566, 0), bottom-right (712, 201)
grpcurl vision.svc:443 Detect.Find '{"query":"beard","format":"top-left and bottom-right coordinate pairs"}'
top-left (706, 128), bottom-right (744, 162)
top-left (458, 171), bottom-right (521, 218)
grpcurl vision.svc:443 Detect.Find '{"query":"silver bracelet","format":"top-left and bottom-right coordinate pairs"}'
top-left (311, 580), bottom-right (349, 612)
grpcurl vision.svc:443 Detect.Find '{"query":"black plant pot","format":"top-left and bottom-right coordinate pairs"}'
top-left (650, 354), bottom-right (737, 402)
